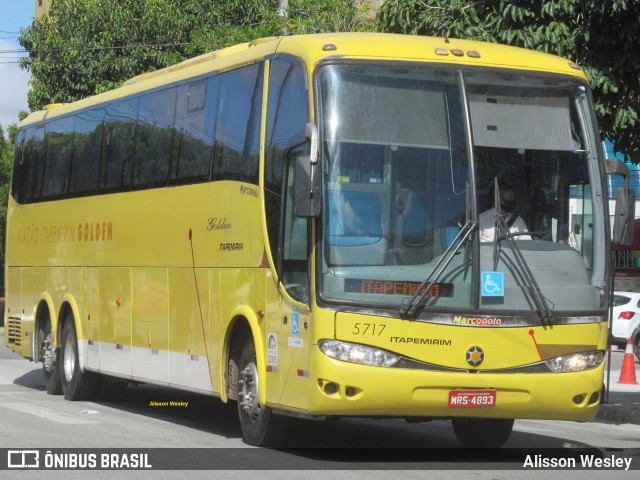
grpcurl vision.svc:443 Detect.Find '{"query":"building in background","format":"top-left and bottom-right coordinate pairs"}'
top-left (605, 139), bottom-right (640, 291)
top-left (35, 0), bottom-right (52, 20)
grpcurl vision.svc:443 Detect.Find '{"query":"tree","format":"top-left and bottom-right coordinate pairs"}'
top-left (375, 0), bottom-right (640, 162)
top-left (0, 111), bottom-right (28, 264)
top-left (19, 0), bottom-right (372, 111)
top-left (0, 125), bottom-right (13, 263)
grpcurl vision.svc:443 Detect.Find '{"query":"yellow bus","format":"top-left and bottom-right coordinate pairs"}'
top-left (4, 33), bottom-right (633, 447)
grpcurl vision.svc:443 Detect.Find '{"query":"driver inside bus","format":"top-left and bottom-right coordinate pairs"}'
top-left (479, 181), bottom-right (530, 242)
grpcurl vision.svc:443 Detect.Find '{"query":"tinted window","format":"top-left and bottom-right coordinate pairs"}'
top-left (264, 58), bottom-right (309, 265)
top-left (70, 109), bottom-right (103, 195)
top-left (42, 116), bottom-right (74, 198)
top-left (11, 128), bottom-right (27, 203)
top-left (134, 87), bottom-right (177, 188)
top-left (102, 98), bottom-right (138, 191)
top-left (613, 295), bottom-right (631, 307)
top-left (11, 63), bottom-right (267, 201)
top-left (213, 63), bottom-right (263, 184)
top-left (25, 126), bottom-right (46, 202)
top-left (173, 78), bottom-right (216, 184)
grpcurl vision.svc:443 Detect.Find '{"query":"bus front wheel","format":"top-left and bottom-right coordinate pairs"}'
top-left (60, 317), bottom-right (100, 401)
top-left (236, 340), bottom-right (285, 447)
top-left (451, 418), bottom-right (514, 448)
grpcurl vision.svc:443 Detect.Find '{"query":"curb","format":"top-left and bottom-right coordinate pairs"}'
top-left (595, 404), bottom-right (640, 425)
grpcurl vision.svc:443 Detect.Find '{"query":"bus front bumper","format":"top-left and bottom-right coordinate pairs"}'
top-left (306, 355), bottom-right (604, 422)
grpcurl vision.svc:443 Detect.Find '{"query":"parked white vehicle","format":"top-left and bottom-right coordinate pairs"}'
top-left (611, 291), bottom-right (640, 361)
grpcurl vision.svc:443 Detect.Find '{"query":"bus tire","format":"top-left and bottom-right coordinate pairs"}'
top-left (451, 418), bottom-right (514, 448)
top-left (60, 318), bottom-right (100, 401)
top-left (236, 340), bottom-right (285, 447)
top-left (39, 320), bottom-right (62, 395)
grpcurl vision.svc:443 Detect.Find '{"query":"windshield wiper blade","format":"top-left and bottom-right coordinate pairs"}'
top-left (400, 220), bottom-right (477, 318)
top-left (495, 215), bottom-right (553, 326)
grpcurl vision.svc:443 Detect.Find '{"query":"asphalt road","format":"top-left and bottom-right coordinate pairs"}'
top-left (1, 331), bottom-right (639, 479)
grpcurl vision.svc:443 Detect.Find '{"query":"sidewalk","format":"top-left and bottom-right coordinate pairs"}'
top-left (597, 363), bottom-right (640, 425)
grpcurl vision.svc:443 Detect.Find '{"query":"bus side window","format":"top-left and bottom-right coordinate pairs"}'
top-left (213, 63), bottom-right (264, 185)
top-left (101, 98), bottom-right (138, 192)
top-left (10, 128), bottom-right (27, 204)
top-left (25, 126), bottom-right (46, 203)
top-left (264, 57), bottom-right (309, 296)
top-left (282, 155), bottom-right (310, 302)
top-left (42, 116), bottom-right (74, 199)
top-left (70, 109), bottom-right (103, 195)
top-left (134, 87), bottom-right (177, 188)
top-left (172, 78), bottom-right (217, 184)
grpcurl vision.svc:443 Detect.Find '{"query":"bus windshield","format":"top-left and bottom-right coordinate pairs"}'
top-left (317, 63), bottom-right (604, 315)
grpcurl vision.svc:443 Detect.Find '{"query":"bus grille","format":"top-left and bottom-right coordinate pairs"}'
top-left (6, 318), bottom-right (22, 347)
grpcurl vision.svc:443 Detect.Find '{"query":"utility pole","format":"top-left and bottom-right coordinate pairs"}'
top-left (278, 0), bottom-right (288, 17)
top-left (278, 0), bottom-right (289, 35)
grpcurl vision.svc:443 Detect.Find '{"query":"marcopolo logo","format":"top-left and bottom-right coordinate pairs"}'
top-left (452, 316), bottom-right (503, 326)
top-left (466, 346), bottom-right (485, 367)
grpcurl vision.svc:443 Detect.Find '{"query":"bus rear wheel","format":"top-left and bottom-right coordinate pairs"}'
top-left (39, 320), bottom-right (62, 395)
top-left (60, 318), bottom-right (100, 401)
top-left (236, 340), bottom-right (285, 447)
top-left (451, 418), bottom-right (514, 448)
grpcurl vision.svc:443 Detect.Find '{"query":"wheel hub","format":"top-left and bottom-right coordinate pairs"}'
top-left (239, 361), bottom-right (261, 419)
top-left (63, 335), bottom-right (75, 382)
top-left (42, 333), bottom-right (55, 373)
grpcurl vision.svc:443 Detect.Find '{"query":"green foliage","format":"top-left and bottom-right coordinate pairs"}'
top-left (0, 126), bottom-right (13, 262)
top-left (284, 0), bottom-right (372, 33)
top-left (19, 0), bottom-right (371, 111)
top-left (375, 0), bottom-right (640, 162)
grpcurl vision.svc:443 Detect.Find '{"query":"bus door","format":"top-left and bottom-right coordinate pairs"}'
top-left (276, 159), bottom-right (312, 410)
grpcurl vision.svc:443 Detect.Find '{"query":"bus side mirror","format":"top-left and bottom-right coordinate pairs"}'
top-left (613, 187), bottom-right (635, 246)
top-left (293, 123), bottom-right (321, 218)
top-left (606, 159), bottom-right (635, 246)
top-left (294, 155), bottom-right (322, 218)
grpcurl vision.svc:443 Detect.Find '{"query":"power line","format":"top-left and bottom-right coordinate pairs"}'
top-left (0, 41), bottom-right (200, 56)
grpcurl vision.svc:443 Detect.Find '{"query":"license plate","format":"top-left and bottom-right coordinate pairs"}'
top-left (448, 389), bottom-right (496, 407)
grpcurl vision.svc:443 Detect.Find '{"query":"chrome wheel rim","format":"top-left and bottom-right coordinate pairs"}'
top-left (63, 335), bottom-right (75, 382)
top-left (42, 332), bottom-right (55, 373)
top-left (239, 360), bottom-right (261, 420)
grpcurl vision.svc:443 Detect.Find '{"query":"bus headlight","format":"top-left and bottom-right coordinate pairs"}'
top-left (545, 351), bottom-right (605, 373)
top-left (319, 340), bottom-right (400, 367)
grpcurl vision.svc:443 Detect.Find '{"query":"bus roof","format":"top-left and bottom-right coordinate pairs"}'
top-left (20, 32), bottom-right (586, 127)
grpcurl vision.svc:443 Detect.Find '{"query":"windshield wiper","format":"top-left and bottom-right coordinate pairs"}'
top-left (400, 220), bottom-right (477, 318)
top-left (490, 178), bottom-right (552, 326)
top-left (494, 214), bottom-right (554, 326)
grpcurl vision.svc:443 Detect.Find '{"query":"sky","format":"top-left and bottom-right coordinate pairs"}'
top-left (0, 1), bottom-right (33, 135)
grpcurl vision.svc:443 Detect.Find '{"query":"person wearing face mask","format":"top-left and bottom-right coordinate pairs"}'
top-left (479, 181), bottom-right (530, 242)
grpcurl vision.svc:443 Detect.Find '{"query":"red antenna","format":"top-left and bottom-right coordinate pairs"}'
top-left (188, 228), bottom-right (213, 390)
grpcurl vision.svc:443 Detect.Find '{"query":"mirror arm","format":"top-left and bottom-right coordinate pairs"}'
top-left (305, 123), bottom-right (318, 165)
top-left (606, 159), bottom-right (636, 247)
top-left (606, 159), bottom-right (631, 190)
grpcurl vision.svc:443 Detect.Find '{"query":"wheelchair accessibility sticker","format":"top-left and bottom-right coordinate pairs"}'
top-left (292, 312), bottom-right (300, 336)
top-left (481, 271), bottom-right (504, 297)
